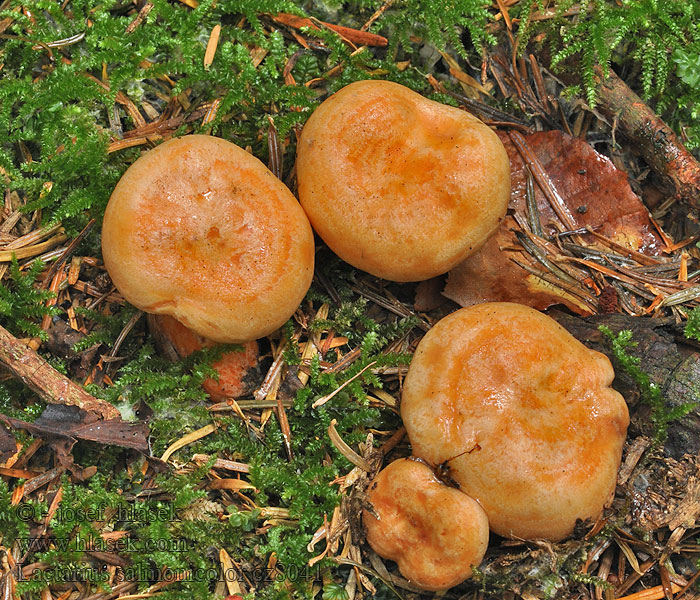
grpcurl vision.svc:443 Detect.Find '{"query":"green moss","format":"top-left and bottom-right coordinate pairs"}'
top-left (684, 306), bottom-right (700, 342)
top-left (0, 257), bottom-right (60, 340)
top-left (514, 0), bottom-right (700, 147)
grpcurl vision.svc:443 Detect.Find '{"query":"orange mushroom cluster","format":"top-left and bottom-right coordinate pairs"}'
top-left (102, 82), bottom-right (511, 402)
top-left (101, 83), bottom-right (631, 592)
top-left (364, 303), bottom-right (628, 590)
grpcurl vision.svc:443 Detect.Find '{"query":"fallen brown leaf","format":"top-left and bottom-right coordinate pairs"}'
top-left (445, 130), bottom-right (666, 314)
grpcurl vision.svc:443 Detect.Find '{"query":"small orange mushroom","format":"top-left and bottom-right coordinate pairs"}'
top-left (401, 302), bottom-right (629, 542)
top-left (102, 135), bottom-right (315, 343)
top-left (363, 457), bottom-right (489, 591)
top-left (148, 314), bottom-right (260, 400)
top-left (296, 80), bottom-right (510, 282)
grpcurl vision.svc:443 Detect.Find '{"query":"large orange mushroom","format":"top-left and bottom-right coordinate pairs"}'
top-left (401, 302), bottom-right (629, 541)
top-left (296, 80), bottom-right (510, 282)
top-left (102, 135), bottom-right (315, 343)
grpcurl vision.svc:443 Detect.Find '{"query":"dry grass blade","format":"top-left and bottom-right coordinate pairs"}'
top-left (585, 226), bottom-right (662, 267)
top-left (267, 116), bottom-right (283, 180)
top-left (327, 419), bottom-right (372, 472)
top-left (0, 233), bottom-right (68, 261)
top-left (514, 230), bottom-right (579, 285)
top-left (160, 423), bottom-right (217, 462)
top-left (312, 361), bottom-right (377, 408)
top-left (525, 166), bottom-right (544, 237)
top-left (659, 286), bottom-right (700, 308)
top-left (616, 537), bottom-right (643, 575)
top-left (203, 24), bottom-right (221, 70)
top-left (335, 557), bottom-right (406, 599)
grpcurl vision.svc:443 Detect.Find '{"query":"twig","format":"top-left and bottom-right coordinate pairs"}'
top-left (271, 13), bottom-right (388, 47)
top-left (594, 66), bottom-right (700, 207)
top-left (0, 323), bottom-right (119, 419)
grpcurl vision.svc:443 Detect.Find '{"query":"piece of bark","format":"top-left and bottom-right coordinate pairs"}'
top-left (0, 323), bottom-right (119, 420)
top-left (594, 66), bottom-right (700, 208)
top-left (2, 404), bottom-right (149, 453)
top-left (549, 310), bottom-right (700, 461)
top-left (0, 421), bottom-right (15, 462)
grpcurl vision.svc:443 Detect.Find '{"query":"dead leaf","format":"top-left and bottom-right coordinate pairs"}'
top-left (445, 130), bottom-right (666, 313)
top-left (445, 219), bottom-right (595, 314)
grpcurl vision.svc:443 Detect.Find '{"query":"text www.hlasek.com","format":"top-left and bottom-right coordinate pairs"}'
top-left (17, 535), bottom-right (191, 554)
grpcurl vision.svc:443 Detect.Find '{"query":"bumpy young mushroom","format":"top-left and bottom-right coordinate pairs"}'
top-left (401, 302), bottom-right (629, 541)
top-left (363, 458), bottom-right (489, 591)
top-left (148, 314), bottom-right (260, 400)
top-left (296, 80), bottom-right (510, 282)
top-left (102, 135), bottom-right (314, 343)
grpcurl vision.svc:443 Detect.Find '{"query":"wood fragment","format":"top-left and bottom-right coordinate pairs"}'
top-left (327, 419), bottom-right (373, 472)
top-left (22, 466), bottom-right (63, 495)
top-left (125, 2), bottom-right (153, 34)
top-left (617, 437), bottom-right (652, 485)
top-left (191, 454), bottom-right (250, 473)
top-left (0, 466), bottom-right (41, 478)
top-left (360, 0), bottom-right (394, 31)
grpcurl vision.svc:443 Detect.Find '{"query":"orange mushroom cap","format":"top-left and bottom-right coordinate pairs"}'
top-left (102, 135), bottom-right (314, 343)
top-left (401, 302), bottom-right (629, 541)
top-left (363, 457), bottom-right (489, 591)
top-left (296, 80), bottom-right (510, 282)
